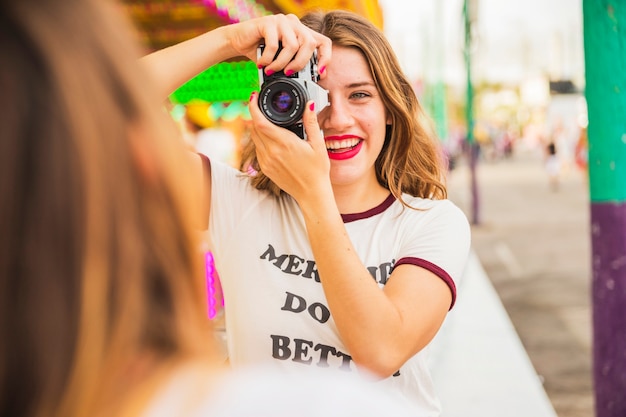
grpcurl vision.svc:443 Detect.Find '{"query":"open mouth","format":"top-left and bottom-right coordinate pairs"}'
top-left (325, 136), bottom-right (363, 160)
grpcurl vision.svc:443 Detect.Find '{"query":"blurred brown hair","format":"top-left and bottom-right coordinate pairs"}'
top-left (241, 10), bottom-right (446, 203)
top-left (0, 1), bottom-right (215, 416)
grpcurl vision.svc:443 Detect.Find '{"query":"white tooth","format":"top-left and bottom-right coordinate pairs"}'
top-left (326, 139), bottom-right (359, 150)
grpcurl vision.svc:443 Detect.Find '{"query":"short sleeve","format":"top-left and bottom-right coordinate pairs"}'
top-left (394, 200), bottom-right (471, 309)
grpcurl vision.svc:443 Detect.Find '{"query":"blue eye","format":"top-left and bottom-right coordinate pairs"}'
top-left (351, 92), bottom-right (370, 99)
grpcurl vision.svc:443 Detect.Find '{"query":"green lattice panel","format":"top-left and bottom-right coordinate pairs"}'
top-left (170, 60), bottom-right (259, 104)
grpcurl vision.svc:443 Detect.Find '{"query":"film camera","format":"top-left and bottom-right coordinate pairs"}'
top-left (257, 44), bottom-right (329, 139)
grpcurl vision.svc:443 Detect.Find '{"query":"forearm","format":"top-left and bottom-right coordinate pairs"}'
top-left (140, 25), bottom-right (237, 99)
top-left (299, 194), bottom-right (408, 375)
top-left (139, 14), bottom-right (332, 102)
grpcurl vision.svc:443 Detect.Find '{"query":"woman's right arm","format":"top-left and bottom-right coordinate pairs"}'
top-left (140, 14), bottom-right (331, 100)
top-left (140, 15), bottom-right (331, 226)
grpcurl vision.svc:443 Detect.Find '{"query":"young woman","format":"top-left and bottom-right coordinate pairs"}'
top-left (1, 0), bottom-right (466, 414)
top-left (189, 10), bottom-right (470, 416)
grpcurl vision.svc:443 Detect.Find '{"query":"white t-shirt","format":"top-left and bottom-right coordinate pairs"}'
top-left (207, 159), bottom-right (471, 416)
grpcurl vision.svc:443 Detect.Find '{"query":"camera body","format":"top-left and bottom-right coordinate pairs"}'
top-left (257, 44), bottom-right (329, 139)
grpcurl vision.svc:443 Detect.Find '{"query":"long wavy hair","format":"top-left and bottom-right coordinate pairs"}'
top-left (0, 1), bottom-right (216, 416)
top-left (241, 10), bottom-right (447, 204)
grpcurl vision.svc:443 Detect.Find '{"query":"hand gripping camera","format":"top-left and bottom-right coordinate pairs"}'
top-left (257, 44), bottom-right (329, 139)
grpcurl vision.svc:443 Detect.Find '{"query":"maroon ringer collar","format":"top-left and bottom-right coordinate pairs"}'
top-left (340, 193), bottom-right (396, 223)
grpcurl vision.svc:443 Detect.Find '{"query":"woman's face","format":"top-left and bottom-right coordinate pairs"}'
top-left (317, 45), bottom-right (390, 188)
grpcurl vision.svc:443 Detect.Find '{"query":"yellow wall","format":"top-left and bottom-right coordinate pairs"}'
top-left (271, 0), bottom-right (383, 29)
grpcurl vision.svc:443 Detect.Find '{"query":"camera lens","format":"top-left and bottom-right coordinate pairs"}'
top-left (258, 78), bottom-right (307, 126)
top-left (270, 90), bottom-right (294, 114)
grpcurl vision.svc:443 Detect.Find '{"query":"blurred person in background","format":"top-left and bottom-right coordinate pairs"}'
top-left (545, 139), bottom-right (561, 191)
top-left (145, 9), bottom-right (471, 416)
top-left (0, 0), bottom-right (218, 415)
top-left (574, 125), bottom-right (588, 178)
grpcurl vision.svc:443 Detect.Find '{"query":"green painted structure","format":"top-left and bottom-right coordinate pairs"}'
top-left (583, 1), bottom-right (626, 416)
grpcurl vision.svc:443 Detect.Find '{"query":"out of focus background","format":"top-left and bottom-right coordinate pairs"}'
top-left (121, 1), bottom-right (594, 416)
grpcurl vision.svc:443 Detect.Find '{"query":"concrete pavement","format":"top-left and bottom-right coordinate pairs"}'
top-left (429, 250), bottom-right (558, 417)
top-left (440, 147), bottom-right (593, 417)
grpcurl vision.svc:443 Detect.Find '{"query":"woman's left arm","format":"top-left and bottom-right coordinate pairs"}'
top-left (297, 198), bottom-right (461, 378)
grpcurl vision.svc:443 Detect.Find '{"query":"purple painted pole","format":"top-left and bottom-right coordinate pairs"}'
top-left (583, 1), bottom-right (626, 416)
top-left (590, 204), bottom-right (626, 416)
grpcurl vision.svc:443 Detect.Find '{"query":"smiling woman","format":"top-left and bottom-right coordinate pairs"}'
top-left (139, 8), bottom-right (471, 417)
top-left (207, 10), bottom-right (470, 416)
top-left (316, 45), bottom-right (390, 189)
top-left (1, 0), bottom-right (466, 415)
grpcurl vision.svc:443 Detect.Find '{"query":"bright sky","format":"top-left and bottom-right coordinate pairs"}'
top-left (378, 0), bottom-right (584, 86)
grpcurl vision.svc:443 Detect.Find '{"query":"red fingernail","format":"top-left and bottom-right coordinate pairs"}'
top-left (309, 102), bottom-right (315, 112)
top-left (265, 69), bottom-right (275, 76)
top-left (284, 69), bottom-right (294, 76)
top-left (257, 64), bottom-right (263, 69)
top-left (250, 91), bottom-right (256, 102)
top-left (319, 66), bottom-right (326, 74)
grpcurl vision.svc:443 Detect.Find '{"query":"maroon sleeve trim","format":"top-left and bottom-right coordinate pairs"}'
top-left (394, 257), bottom-right (457, 310)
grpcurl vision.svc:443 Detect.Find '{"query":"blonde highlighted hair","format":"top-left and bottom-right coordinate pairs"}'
top-left (0, 1), bottom-right (215, 416)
